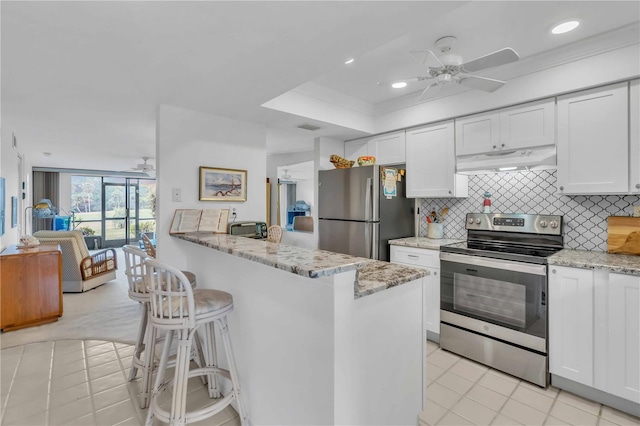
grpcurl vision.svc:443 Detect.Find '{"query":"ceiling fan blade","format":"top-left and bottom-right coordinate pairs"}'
top-left (458, 75), bottom-right (506, 92)
top-left (460, 48), bottom-right (519, 73)
top-left (409, 50), bottom-right (444, 68)
top-left (417, 83), bottom-right (436, 100)
top-left (377, 76), bottom-right (428, 86)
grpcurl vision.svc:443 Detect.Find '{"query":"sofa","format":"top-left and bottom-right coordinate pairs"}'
top-left (33, 230), bottom-right (118, 292)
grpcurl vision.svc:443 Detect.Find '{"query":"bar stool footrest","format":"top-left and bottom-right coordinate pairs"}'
top-left (151, 367), bottom-right (235, 424)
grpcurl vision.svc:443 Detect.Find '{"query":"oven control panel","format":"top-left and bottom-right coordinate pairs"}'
top-left (465, 213), bottom-right (563, 235)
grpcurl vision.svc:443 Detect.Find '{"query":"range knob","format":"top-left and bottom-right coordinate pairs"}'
top-left (475, 218), bottom-right (481, 225)
top-left (468, 218), bottom-right (474, 224)
top-left (539, 220), bottom-right (548, 228)
top-left (550, 221), bottom-right (559, 229)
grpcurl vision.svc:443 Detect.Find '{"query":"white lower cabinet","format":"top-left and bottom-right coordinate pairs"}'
top-left (595, 272), bottom-right (640, 402)
top-left (549, 265), bottom-right (640, 404)
top-left (390, 245), bottom-right (440, 340)
top-left (549, 266), bottom-right (594, 386)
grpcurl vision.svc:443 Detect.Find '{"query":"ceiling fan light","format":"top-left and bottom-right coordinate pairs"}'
top-left (391, 82), bottom-right (407, 89)
top-left (552, 20), bottom-right (579, 35)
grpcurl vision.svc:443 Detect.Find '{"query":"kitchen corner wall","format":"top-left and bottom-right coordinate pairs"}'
top-left (419, 170), bottom-right (640, 252)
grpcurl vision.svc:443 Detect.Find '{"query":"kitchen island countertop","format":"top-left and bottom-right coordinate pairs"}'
top-left (389, 236), bottom-right (464, 250)
top-left (173, 233), bottom-right (428, 298)
top-left (548, 249), bottom-right (640, 276)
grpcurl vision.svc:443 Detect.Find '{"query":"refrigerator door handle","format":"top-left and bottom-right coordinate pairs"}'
top-left (365, 222), bottom-right (371, 259)
top-left (365, 178), bottom-right (373, 222)
top-left (371, 223), bottom-right (378, 259)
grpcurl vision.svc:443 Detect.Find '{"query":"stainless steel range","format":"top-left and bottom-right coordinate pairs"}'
top-left (439, 213), bottom-right (564, 387)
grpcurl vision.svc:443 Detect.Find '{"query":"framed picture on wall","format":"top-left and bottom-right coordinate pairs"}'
top-left (11, 196), bottom-right (18, 228)
top-left (0, 177), bottom-right (5, 236)
top-left (199, 167), bottom-right (247, 202)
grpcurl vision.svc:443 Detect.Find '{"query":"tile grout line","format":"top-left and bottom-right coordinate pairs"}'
top-left (46, 341), bottom-right (55, 426)
top-left (114, 340), bottom-right (146, 425)
top-left (0, 345), bottom-right (24, 425)
top-left (83, 339), bottom-right (101, 426)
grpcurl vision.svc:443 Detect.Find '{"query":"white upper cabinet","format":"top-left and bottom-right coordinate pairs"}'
top-left (406, 121), bottom-right (468, 198)
top-left (370, 131), bottom-right (406, 165)
top-left (345, 131), bottom-right (406, 165)
top-left (345, 138), bottom-right (372, 162)
top-left (455, 98), bottom-right (555, 156)
top-left (557, 82), bottom-right (629, 194)
top-left (499, 99), bottom-right (556, 150)
top-left (630, 79), bottom-right (639, 194)
top-left (454, 110), bottom-right (500, 156)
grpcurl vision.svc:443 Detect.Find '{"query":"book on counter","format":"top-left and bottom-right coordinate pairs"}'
top-left (169, 208), bottom-right (230, 234)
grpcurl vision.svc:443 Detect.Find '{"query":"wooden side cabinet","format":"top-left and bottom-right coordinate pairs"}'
top-left (1, 244), bottom-right (63, 331)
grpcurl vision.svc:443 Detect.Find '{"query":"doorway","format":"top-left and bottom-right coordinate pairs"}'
top-left (102, 178), bottom-right (155, 248)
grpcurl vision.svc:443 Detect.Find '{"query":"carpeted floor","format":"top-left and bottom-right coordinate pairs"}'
top-left (0, 248), bottom-right (141, 349)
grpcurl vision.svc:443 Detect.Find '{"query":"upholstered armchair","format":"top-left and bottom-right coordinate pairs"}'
top-left (33, 230), bottom-right (117, 292)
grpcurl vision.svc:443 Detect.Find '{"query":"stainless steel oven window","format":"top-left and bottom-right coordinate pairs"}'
top-left (441, 254), bottom-right (547, 339)
top-left (453, 273), bottom-right (528, 328)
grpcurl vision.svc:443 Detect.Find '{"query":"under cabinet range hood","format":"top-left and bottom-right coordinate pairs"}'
top-left (456, 145), bottom-right (556, 173)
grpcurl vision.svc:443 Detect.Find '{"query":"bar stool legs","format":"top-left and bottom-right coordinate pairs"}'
top-left (145, 319), bottom-right (247, 426)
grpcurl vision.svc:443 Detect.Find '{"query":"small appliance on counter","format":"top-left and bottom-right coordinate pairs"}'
top-left (228, 221), bottom-right (268, 239)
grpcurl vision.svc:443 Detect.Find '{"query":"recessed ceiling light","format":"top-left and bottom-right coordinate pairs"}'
top-left (344, 58), bottom-right (355, 65)
top-left (392, 82), bottom-right (407, 89)
top-left (552, 20), bottom-right (580, 35)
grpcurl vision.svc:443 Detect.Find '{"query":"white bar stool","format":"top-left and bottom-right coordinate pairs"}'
top-left (144, 258), bottom-right (248, 426)
top-left (122, 245), bottom-right (201, 409)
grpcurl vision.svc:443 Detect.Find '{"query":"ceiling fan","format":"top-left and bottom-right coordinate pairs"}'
top-left (132, 157), bottom-right (155, 176)
top-left (378, 36), bottom-right (520, 99)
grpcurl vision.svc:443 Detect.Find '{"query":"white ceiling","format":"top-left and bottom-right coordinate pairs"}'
top-left (2, 1), bottom-right (639, 172)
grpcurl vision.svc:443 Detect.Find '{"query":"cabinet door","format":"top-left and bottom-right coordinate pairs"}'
top-left (345, 138), bottom-right (371, 162)
top-left (454, 111), bottom-right (500, 156)
top-left (372, 131), bottom-right (406, 165)
top-left (549, 266), bottom-right (594, 386)
top-left (630, 80), bottom-right (639, 194)
top-left (557, 82), bottom-right (629, 194)
top-left (499, 98), bottom-right (555, 150)
top-left (406, 121), bottom-right (459, 198)
top-left (595, 272), bottom-right (640, 402)
top-left (390, 246), bottom-right (440, 339)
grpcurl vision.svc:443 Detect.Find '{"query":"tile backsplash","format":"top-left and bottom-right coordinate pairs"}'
top-left (419, 170), bottom-right (640, 252)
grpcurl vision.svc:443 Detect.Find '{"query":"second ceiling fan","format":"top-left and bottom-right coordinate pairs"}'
top-left (378, 36), bottom-right (520, 99)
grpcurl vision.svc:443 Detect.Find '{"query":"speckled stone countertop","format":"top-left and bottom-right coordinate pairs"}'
top-left (388, 237), bottom-right (464, 250)
top-left (548, 249), bottom-right (640, 276)
top-left (173, 233), bottom-right (428, 298)
top-left (356, 261), bottom-right (429, 299)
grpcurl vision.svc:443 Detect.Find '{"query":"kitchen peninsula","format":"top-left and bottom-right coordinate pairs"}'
top-left (172, 233), bottom-right (428, 425)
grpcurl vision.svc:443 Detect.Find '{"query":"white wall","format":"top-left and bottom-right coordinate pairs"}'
top-left (1, 123), bottom-right (30, 249)
top-left (156, 104), bottom-right (266, 268)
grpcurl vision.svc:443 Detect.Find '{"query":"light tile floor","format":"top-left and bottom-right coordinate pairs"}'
top-left (0, 340), bottom-right (240, 426)
top-left (420, 340), bottom-right (640, 426)
top-left (2, 339), bottom-right (639, 425)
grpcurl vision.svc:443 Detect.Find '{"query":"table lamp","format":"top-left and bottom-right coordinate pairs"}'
top-left (23, 199), bottom-right (56, 234)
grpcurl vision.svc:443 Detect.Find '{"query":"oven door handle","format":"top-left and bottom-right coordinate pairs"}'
top-left (440, 252), bottom-right (547, 276)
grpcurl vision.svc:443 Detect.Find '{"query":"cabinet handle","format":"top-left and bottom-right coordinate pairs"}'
top-left (636, 183), bottom-right (640, 189)
top-left (448, 190), bottom-right (452, 194)
top-left (501, 143), bottom-right (505, 147)
top-left (559, 186), bottom-right (564, 191)
top-left (492, 145), bottom-right (497, 149)
top-left (407, 255), bottom-right (419, 259)
top-left (552, 269), bottom-right (556, 274)
top-left (433, 271), bottom-right (437, 276)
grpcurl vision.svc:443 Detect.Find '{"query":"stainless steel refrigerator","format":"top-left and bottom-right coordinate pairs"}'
top-left (318, 164), bottom-right (414, 261)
